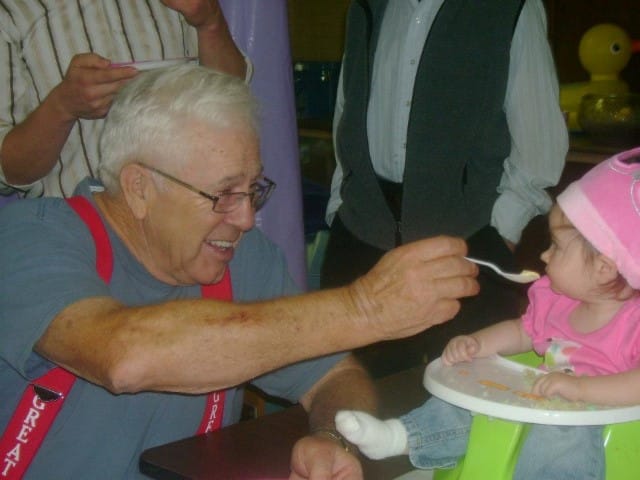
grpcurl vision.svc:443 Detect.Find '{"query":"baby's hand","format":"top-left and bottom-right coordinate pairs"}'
top-left (531, 371), bottom-right (583, 402)
top-left (441, 335), bottom-right (480, 366)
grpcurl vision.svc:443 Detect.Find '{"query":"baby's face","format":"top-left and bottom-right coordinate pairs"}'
top-left (540, 206), bottom-right (593, 298)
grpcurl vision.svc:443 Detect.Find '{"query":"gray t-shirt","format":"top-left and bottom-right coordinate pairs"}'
top-left (0, 179), bottom-right (344, 479)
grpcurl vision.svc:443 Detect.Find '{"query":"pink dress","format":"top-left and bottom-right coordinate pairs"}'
top-left (521, 276), bottom-right (640, 376)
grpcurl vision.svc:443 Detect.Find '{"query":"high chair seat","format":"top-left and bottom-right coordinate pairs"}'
top-left (430, 351), bottom-right (640, 480)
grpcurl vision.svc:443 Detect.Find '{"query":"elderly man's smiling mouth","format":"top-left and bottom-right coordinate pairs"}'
top-left (205, 236), bottom-right (242, 251)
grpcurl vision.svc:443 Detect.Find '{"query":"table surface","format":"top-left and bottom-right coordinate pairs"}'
top-left (140, 366), bottom-right (427, 480)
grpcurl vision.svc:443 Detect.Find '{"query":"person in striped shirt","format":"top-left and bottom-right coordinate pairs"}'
top-left (0, 0), bottom-right (249, 198)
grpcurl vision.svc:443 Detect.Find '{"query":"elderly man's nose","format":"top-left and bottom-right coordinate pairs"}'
top-left (227, 196), bottom-right (255, 229)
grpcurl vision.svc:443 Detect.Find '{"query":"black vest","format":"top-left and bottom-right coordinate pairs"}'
top-left (336, 0), bottom-right (525, 250)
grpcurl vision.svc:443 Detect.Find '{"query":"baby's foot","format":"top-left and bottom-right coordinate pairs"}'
top-left (335, 410), bottom-right (408, 459)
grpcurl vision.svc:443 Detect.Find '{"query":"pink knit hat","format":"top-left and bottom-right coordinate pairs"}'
top-left (557, 146), bottom-right (640, 289)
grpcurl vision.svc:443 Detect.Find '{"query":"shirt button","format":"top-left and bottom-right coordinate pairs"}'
top-left (405, 100), bottom-right (411, 107)
top-left (410, 59), bottom-right (416, 65)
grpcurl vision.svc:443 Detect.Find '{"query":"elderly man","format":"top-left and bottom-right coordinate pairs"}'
top-left (0, 65), bottom-right (478, 479)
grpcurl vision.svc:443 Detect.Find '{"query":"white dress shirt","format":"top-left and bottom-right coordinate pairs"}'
top-left (326, 0), bottom-right (568, 243)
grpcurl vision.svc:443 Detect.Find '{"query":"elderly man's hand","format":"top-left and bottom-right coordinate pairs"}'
top-left (348, 236), bottom-right (479, 342)
top-left (289, 435), bottom-right (362, 480)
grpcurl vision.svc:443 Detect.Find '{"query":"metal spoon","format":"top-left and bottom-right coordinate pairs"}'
top-left (465, 256), bottom-right (540, 284)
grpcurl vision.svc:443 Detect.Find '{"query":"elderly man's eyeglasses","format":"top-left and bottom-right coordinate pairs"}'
top-left (139, 164), bottom-right (276, 213)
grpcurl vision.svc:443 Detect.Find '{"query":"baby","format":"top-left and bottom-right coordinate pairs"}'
top-left (336, 146), bottom-right (640, 480)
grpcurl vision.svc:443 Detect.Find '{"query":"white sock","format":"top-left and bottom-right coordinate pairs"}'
top-left (335, 410), bottom-right (408, 460)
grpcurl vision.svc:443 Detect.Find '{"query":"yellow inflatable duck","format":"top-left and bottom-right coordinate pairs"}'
top-left (560, 23), bottom-right (640, 131)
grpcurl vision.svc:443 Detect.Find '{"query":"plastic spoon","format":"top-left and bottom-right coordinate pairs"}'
top-left (111, 57), bottom-right (197, 71)
top-left (465, 256), bottom-right (540, 284)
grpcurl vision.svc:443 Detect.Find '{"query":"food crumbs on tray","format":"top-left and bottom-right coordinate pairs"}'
top-left (478, 379), bottom-right (510, 391)
top-left (457, 370), bottom-right (470, 376)
top-left (513, 391), bottom-right (545, 401)
top-left (523, 369), bottom-right (542, 386)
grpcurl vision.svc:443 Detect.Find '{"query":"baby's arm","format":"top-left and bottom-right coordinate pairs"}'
top-left (532, 366), bottom-right (640, 405)
top-left (442, 318), bottom-right (532, 366)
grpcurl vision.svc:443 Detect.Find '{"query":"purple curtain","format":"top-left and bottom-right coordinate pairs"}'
top-left (219, 0), bottom-right (307, 289)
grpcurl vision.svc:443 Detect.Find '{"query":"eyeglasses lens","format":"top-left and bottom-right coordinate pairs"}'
top-left (213, 181), bottom-right (274, 213)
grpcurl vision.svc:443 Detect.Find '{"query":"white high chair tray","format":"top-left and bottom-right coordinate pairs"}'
top-left (424, 355), bottom-right (640, 426)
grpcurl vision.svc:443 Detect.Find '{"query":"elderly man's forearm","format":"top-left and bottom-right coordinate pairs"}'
top-left (37, 288), bottom-right (418, 395)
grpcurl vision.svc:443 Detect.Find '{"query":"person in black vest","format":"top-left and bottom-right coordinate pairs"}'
top-left (321, 0), bottom-right (568, 376)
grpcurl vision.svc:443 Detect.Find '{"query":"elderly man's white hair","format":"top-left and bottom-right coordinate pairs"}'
top-left (98, 64), bottom-right (258, 191)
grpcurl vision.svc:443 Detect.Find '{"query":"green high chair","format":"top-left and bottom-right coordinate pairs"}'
top-left (432, 352), bottom-right (640, 480)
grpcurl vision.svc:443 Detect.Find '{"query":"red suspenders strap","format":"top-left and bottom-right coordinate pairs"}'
top-left (0, 197), bottom-right (112, 479)
top-left (1, 197), bottom-right (232, 478)
top-left (197, 269), bottom-right (232, 434)
top-left (66, 196), bottom-right (114, 281)
top-left (200, 269), bottom-right (232, 300)
top-left (0, 370), bottom-right (75, 479)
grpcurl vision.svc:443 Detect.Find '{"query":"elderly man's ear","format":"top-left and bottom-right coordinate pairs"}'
top-left (119, 163), bottom-right (155, 220)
